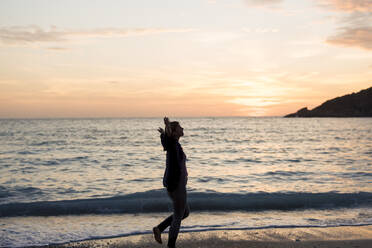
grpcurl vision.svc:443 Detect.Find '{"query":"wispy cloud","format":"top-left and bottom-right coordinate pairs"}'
top-left (327, 26), bottom-right (372, 50)
top-left (326, 12), bottom-right (372, 50)
top-left (318, 0), bottom-right (372, 50)
top-left (242, 27), bottom-right (279, 33)
top-left (244, 0), bottom-right (283, 7)
top-left (46, 46), bottom-right (69, 51)
top-left (317, 0), bottom-right (372, 12)
top-left (192, 31), bottom-right (242, 44)
top-left (0, 26), bottom-right (196, 45)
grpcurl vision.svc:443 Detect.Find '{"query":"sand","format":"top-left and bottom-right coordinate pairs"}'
top-left (46, 225), bottom-right (372, 248)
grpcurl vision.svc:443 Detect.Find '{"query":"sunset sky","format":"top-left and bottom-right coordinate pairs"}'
top-left (0, 0), bottom-right (371, 118)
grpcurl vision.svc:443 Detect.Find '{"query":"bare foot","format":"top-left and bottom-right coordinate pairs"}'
top-left (153, 226), bottom-right (162, 244)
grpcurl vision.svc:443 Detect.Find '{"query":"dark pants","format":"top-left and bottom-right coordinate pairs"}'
top-left (157, 184), bottom-right (190, 248)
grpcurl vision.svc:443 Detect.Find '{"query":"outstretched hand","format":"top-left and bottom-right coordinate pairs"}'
top-left (163, 117), bottom-right (172, 136)
top-left (164, 117), bottom-right (170, 126)
top-left (158, 127), bottom-right (164, 134)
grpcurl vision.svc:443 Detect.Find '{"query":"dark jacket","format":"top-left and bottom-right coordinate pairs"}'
top-left (160, 133), bottom-right (185, 192)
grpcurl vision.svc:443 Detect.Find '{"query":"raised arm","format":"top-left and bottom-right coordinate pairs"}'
top-left (159, 117), bottom-right (171, 151)
top-left (164, 117), bottom-right (172, 137)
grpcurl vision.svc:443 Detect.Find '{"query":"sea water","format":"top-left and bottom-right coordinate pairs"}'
top-left (0, 117), bottom-right (371, 247)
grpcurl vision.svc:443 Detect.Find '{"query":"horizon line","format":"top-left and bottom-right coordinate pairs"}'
top-left (0, 115), bottom-right (284, 120)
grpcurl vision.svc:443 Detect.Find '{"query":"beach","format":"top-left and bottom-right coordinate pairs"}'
top-left (46, 225), bottom-right (372, 248)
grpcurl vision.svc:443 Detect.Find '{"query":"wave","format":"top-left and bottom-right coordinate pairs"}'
top-left (30, 140), bottom-right (67, 146)
top-left (0, 186), bottom-right (42, 199)
top-left (1, 190), bottom-right (371, 217)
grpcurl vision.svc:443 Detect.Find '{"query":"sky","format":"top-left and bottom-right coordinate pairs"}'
top-left (0, 0), bottom-right (371, 118)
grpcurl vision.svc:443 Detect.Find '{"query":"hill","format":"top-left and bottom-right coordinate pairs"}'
top-left (284, 87), bottom-right (372, 117)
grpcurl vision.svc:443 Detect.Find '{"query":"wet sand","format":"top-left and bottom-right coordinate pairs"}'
top-left (47, 225), bottom-right (372, 248)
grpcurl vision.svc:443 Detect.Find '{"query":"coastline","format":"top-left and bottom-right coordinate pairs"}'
top-left (44, 225), bottom-right (372, 248)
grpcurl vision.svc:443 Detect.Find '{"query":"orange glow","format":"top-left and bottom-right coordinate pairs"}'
top-left (0, 0), bottom-right (371, 117)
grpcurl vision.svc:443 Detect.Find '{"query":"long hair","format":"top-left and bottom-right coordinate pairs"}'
top-left (166, 121), bottom-right (180, 138)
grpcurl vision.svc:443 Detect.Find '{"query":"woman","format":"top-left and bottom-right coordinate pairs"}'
top-left (153, 117), bottom-right (190, 248)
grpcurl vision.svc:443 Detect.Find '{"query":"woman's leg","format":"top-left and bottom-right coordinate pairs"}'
top-left (157, 202), bottom-right (189, 232)
top-left (157, 214), bottom-right (173, 232)
top-left (167, 185), bottom-right (187, 248)
top-left (154, 186), bottom-right (190, 247)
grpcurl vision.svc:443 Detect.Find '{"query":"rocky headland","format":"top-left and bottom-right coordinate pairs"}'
top-left (285, 87), bottom-right (372, 117)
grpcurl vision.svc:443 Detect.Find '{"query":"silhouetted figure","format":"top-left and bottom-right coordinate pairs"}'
top-left (153, 117), bottom-right (189, 248)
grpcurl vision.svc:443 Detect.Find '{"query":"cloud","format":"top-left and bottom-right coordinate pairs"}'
top-left (228, 97), bottom-right (283, 107)
top-left (317, 0), bottom-right (372, 12)
top-left (46, 46), bottom-right (68, 51)
top-left (318, 1), bottom-right (372, 50)
top-left (0, 26), bottom-right (195, 45)
top-left (327, 26), bottom-right (372, 50)
top-left (0, 26), bottom-right (65, 44)
top-left (244, 0), bottom-right (283, 7)
top-left (193, 31), bottom-right (243, 44)
top-left (242, 27), bottom-right (279, 33)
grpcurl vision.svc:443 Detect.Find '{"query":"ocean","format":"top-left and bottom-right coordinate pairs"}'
top-left (1, 117), bottom-right (371, 247)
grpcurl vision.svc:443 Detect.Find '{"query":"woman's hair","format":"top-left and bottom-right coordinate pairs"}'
top-left (167, 121), bottom-right (180, 137)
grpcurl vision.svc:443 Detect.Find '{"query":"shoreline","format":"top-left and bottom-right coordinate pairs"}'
top-left (42, 225), bottom-right (372, 248)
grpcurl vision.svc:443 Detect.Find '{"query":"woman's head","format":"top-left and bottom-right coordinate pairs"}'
top-left (169, 121), bottom-right (184, 139)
